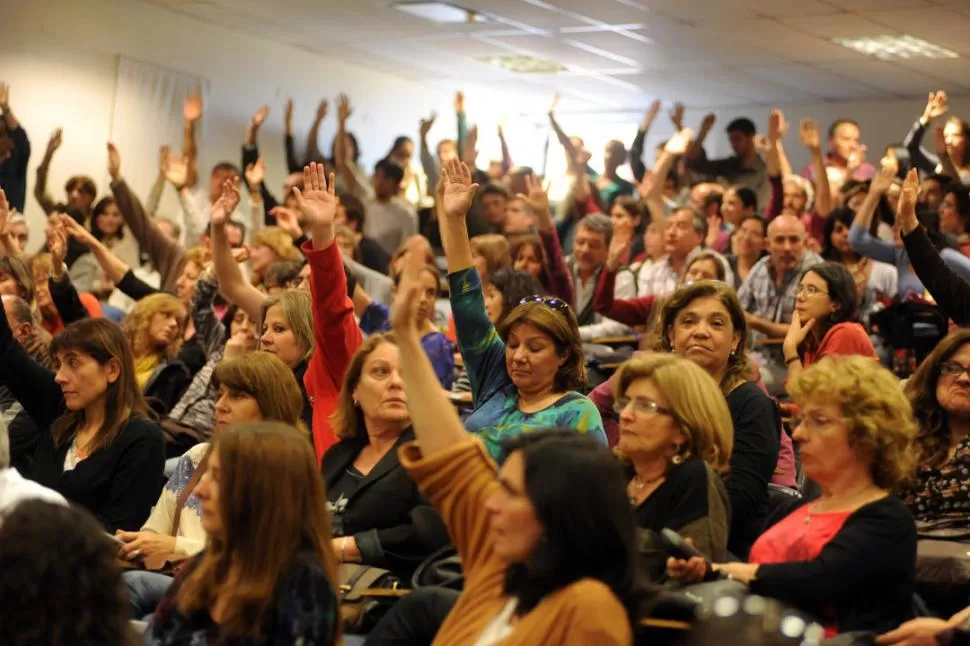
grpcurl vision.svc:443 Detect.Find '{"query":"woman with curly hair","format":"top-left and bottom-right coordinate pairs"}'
top-left (669, 355), bottom-right (918, 637)
top-left (124, 293), bottom-right (191, 417)
top-left (903, 329), bottom-right (970, 523)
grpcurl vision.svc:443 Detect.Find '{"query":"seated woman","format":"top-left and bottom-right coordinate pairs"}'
top-left (124, 293), bottom-right (192, 418)
top-left (821, 208), bottom-right (897, 320)
top-left (437, 160), bottom-right (606, 462)
top-left (250, 226), bottom-right (303, 287)
top-left (591, 280), bottom-right (792, 557)
top-left (145, 422), bottom-right (339, 645)
top-left (388, 239), bottom-right (646, 645)
top-left (453, 268), bottom-right (542, 393)
top-left (509, 175), bottom-right (574, 303)
top-left (902, 329), bottom-right (970, 524)
top-left (68, 196), bottom-right (142, 298)
top-left (783, 261), bottom-right (878, 380)
top-left (614, 353), bottom-right (732, 581)
top-left (119, 352), bottom-right (306, 620)
top-left (669, 355), bottom-right (918, 637)
top-left (0, 313), bottom-right (164, 531)
top-left (324, 334), bottom-right (450, 581)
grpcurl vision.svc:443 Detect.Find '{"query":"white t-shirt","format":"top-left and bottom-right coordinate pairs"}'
top-left (474, 597), bottom-right (518, 646)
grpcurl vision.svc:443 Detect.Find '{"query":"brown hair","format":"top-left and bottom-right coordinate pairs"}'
top-left (331, 333), bottom-right (398, 440)
top-left (905, 329), bottom-right (970, 468)
top-left (498, 301), bottom-right (586, 392)
top-left (123, 293), bottom-right (187, 360)
top-left (615, 353), bottom-right (733, 475)
top-left (653, 280), bottom-right (751, 394)
top-left (3, 254), bottom-right (35, 304)
top-left (213, 352), bottom-right (307, 437)
top-left (470, 233), bottom-right (512, 277)
top-left (183, 246), bottom-right (212, 270)
top-left (49, 318), bottom-right (149, 452)
top-left (176, 422), bottom-right (339, 643)
top-left (685, 252), bottom-right (726, 282)
top-left (510, 235), bottom-right (551, 286)
top-left (791, 355), bottom-right (917, 491)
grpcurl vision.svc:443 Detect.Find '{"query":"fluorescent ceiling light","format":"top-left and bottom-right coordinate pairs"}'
top-left (481, 55), bottom-right (567, 74)
top-left (392, 2), bottom-right (487, 24)
top-left (832, 34), bottom-right (958, 61)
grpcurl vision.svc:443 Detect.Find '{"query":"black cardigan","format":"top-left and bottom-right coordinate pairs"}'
top-left (902, 224), bottom-right (970, 325)
top-left (0, 305), bottom-right (165, 532)
top-left (725, 382), bottom-right (781, 558)
top-left (321, 428), bottom-right (451, 580)
top-left (751, 496), bottom-right (916, 635)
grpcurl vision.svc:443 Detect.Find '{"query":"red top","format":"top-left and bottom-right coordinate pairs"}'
top-left (749, 504), bottom-right (852, 637)
top-left (801, 322), bottom-right (876, 367)
top-left (592, 267), bottom-right (655, 327)
top-left (302, 239), bottom-right (363, 463)
top-left (43, 293), bottom-right (104, 336)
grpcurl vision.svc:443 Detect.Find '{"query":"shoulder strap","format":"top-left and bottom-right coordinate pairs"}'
top-left (170, 445), bottom-right (212, 537)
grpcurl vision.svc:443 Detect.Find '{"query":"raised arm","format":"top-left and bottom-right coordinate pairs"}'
top-left (209, 180), bottom-right (265, 322)
top-left (46, 222), bottom-right (89, 325)
top-left (305, 99), bottom-right (328, 164)
top-left (419, 112), bottom-right (439, 200)
top-left (548, 95), bottom-right (590, 201)
top-left (518, 174), bottom-right (573, 302)
top-left (847, 161), bottom-right (897, 265)
top-left (33, 128), bottom-right (62, 215)
top-left (646, 128), bottom-right (694, 225)
top-left (800, 119), bottom-right (832, 218)
top-left (685, 113), bottom-right (717, 166)
top-left (497, 122), bottom-right (512, 175)
top-left (333, 94), bottom-right (361, 197)
top-left (903, 91), bottom-right (947, 176)
top-left (630, 101), bottom-right (660, 183)
top-left (182, 91), bottom-right (203, 189)
top-left (283, 99), bottom-right (301, 173)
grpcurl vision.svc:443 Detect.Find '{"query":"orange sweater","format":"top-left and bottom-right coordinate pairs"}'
top-left (400, 439), bottom-right (633, 646)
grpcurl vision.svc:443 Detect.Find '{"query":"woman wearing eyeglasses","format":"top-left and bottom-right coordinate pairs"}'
top-left (436, 159), bottom-right (606, 462)
top-left (783, 262), bottom-right (877, 381)
top-left (668, 355), bottom-right (918, 637)
top-left (614, 353), bottom-right (733, 581)
top-left (902, 329), bottom-right (970, 524)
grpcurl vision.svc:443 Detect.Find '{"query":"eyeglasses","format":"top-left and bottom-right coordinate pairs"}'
top-left (796, 284), bottom-right (828, 297)
top-left (940, 362), bottom-right (970, 379)
top-left (519, 295), bottom-right (570, 313)
top-left (613, 397), bottom-right (673, 417)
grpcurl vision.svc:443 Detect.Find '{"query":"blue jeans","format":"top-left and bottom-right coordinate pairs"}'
top-left (123, 570), bottom-right (174, 621)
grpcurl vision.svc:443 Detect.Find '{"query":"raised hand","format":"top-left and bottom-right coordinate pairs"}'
top-left (391, 237), bottom-right (432, 340)
top-left (799, 119), bottom-right (821, 152)
top-left (700, 113), bottom-right (717, 131)
top-left (46, 128), bottom-right (63, 158)
top-left (183, 91), bottom-right (203, 122)
top-left (315, 99), bottom-right (328, 121)
top-left (897, 168), bottom-right (919, 234)
top-left (606, 227), bottom-right (633, 271)
top-left (164, 152), bottom-right (190, 190)
top-left (336, 94), bottom-right (352, 124)
top-left (57, 211), bottom-right (98, 248)
top-left (269, 206), bottom-right (304, 239)
top-left (419, 112), bottom-right (437, 138)
top-left (107, 142), bottom-right (121, 181)
top-left (440, 158), bottom-right (479, 220)
top-left (230, 244), bottom-right (251, 264)
top-left (244, 158), bottom-right (265, 191)
top-left (454, 90), bottom-right (465, 113)
top-left (705, 213), bottom-right (723, 249)
top-left (516, 174), bottom-right (550, 215)
top-left (210, 178), bottom-right (240, 227)
top-left (250, 104), bottom-right (270, 129)
top-left (870, 157), bottom-right (895, 194)
top-left (753, 135), bottom-right (771, 156)
top-left (548, 92), bottom-right (559, 116)
top-left (284, 99), bottom-right (294, 131)
top-left (923, 91), bottom-right (948, 123)
top-left (669, 102), bottom-right (685, 129)
top-left (934, 125), bottom-right (949, 158)
top-left (768, 108), bottom-right (787, 143)
top-left (643, 99), bottom-right (661, 129)
top-left (292, 162), bottom-right (337, 231)
top-left (664, 128), bottom-right (695, 156)
top-left (47, 220), bottom-right (68, 268)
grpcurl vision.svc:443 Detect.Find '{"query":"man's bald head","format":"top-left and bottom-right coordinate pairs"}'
top-left (766, 214), bottom-right (807, 274)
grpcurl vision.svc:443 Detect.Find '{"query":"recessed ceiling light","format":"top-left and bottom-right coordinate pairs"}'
top-left (480, 55), bottom-right (567, 74)
top-left (392, 2), bottom-right (487, 24)
top-left (832, 34), bottom-right (958, 61)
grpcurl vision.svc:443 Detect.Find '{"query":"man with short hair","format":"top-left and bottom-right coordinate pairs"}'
top-left (737, 214), bottom-right (822, 394)
top-left (687, 115), bottom-right (768, 209)
top-left (919, 173), bottom-right (952, 213)
top-left (0, 294), bottom-right (53, 476)
top-left (800, 118), bottom-right (875, 186)
top-left (479, 183), bottom-right (509, 231)
top-left (638, 208), bottom-right (734, 297)
top-left (567, 213), bottom-right (635, 341)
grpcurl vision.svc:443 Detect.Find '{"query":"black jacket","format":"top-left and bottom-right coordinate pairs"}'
top-left (143, 359), bottom-right (191, 419)
top-left (322, 428), bottom-right (450, 580)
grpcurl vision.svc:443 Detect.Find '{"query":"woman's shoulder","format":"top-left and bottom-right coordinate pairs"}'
top-left (555, 578), bottom-right (631, 632)
top-left (726, 381), bottom-right (776, 410)
top-left (121, 416), bottom-right (164, 440)
top-left (853, 495), bottom-right (915, 523)
top-left (820, 322), bottom-right (876, 353)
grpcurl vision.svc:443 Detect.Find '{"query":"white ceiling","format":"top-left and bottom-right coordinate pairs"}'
top-left (143, 0), bottom-right (970, 112)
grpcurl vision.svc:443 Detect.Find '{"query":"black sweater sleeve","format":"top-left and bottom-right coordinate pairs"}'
top-left (117, 269), bottom-right (160, 302)
top-left (902, 224), bottom-right (970, 325)
top-left (630, 127), bottom-right (647, 183)
top-left (902, 119), bottom-right (939, 176)
top-left (49, 276), bottom-right (89, 325)
top-left (98, 418), bottom-right (165, 532)
top-left (725, 383), bottom-right (780, 557)
top-left (0, 303), bottom-right (64, 431)
top-left (751, 497), bottom-right (916, 632)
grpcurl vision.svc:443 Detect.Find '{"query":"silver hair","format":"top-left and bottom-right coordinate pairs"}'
top-left (577, 212), bottom-right (614, 246)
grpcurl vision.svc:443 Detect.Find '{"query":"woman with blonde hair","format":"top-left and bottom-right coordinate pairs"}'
top-left (614, 353), bottom-right (732, 580)
top-left (145, 422), bottom-right (340, 644)
top-left (669, 355), bottom-right (918, 637)
top-left (259, 288), bottom-right (316, 433)
top-left (323, 333), bottom-right (449, 580)
top-left (120, 352), bottom-right (306, 620)
top-left (250, 225), bottom-right (303, 286)
top-left (124, 292), bottom-right (191, 417)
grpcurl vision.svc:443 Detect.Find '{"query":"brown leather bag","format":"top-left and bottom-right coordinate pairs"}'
top-left (337, 564), bottom-right (405, 633)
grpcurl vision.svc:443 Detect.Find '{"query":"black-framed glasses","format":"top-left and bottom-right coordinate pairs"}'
top-left (613, 397), bottom-right (674, 417)
top-left (940, 362), bottom-right (970, 379)
top-left (519, 295), bottom-right (570, 313)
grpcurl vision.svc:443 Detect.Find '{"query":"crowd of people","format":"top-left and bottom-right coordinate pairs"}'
top-left (3, 76), bottom-right (970, 645)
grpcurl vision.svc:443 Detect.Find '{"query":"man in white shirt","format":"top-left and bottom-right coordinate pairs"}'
top-left (0, 417), bottom-right (66, 516)
top-left (637, 207), bottom-right (733, 297)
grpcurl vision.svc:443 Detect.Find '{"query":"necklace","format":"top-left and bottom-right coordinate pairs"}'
top-left (803, 485), bottom-right (880, 524)
top-left (628, 473), bottom-right (665, 504)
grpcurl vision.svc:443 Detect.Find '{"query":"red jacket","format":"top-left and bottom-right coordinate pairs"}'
top-left (302, 239), bottom-right (363, 463)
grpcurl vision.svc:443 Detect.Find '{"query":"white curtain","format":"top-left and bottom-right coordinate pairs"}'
top-left (109, 56), bottom-right (208, 225)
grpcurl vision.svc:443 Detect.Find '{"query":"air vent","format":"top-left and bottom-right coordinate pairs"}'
top-left (392, 2), bottom-right (487, 24)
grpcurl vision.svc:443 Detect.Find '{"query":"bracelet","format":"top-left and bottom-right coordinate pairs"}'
top-left (785, 355), bottom-right (800, 366)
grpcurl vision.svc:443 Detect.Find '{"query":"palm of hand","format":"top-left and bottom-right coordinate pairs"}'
top-left (442, 183), bottom-right (472, 218)
top-left (299, 189), bottom-right (336, 227)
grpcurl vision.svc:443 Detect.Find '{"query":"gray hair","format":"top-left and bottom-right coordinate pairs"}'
top-left (2, 294), bottom-right (34, 327)
top-left (690, 211), bottom-right (707, 238)
top-left (577, 212), bottom-right (614, 246)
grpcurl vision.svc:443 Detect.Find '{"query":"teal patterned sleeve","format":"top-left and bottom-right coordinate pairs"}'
top-left (448, 267), bottom-right (511, 406)
top-left (560, 397), bottom-right (608, 446)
